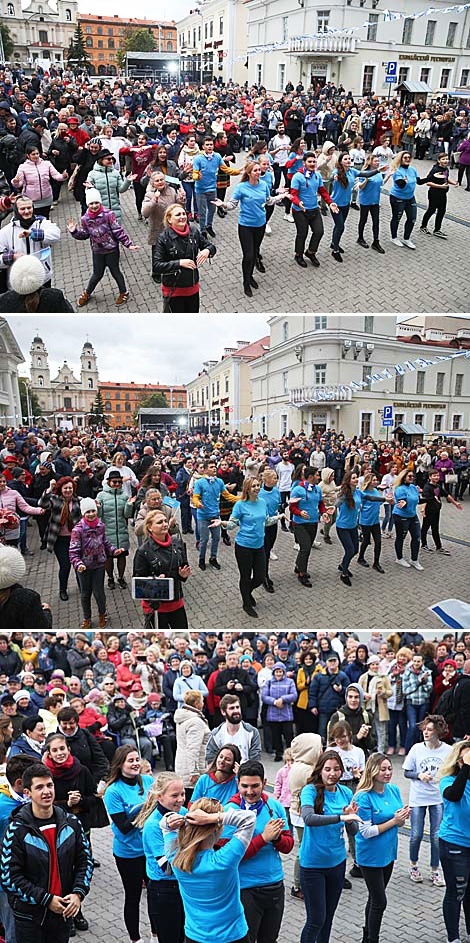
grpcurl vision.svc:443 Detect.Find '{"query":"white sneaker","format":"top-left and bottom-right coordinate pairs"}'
top-left (396, 558), bottom-right (411, 568)
top-left (410, 560), bottom-right (424, 570)
top-left (402, 238), bottom-right (416, 249)
top-left (293, 543), bottom-right (300, 551)
top-left (409, 866), bottom-right (423, 883)
top-left (270, 550), bottom-right (278, 560)
top-left (284, 214), bottom-right (295, 223)
top-left (265, 223), bottom-right (272, 235)
top-left (390, 237), bottom-right (403, 247)
top-left (313, 540), bottom-right (322, 549)
top-left (431, 870), bottom-right (445, 887)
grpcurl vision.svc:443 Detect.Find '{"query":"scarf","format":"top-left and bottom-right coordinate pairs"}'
top-left (240, 795), bottom-right (265, 815)
top-left (87, 205), bottom-right (103, 218)
top-left (170, 223), bottom-right (190, 237)
top-left (23, 734), bottom-right (44, 755)
top-left (59, 498), bottom-right (74, 530)
top-left (151, 533), bottom-right (172, 548)
top-left (44, 752), bottom-right (80, 781)
top-left (84, 517), bottom-right (99, 528)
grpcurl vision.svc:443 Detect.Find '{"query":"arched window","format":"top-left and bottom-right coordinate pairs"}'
top-left (7, 4), bottom-right (15, 16)
top-left (86, 37), bottom-right (93, 46)
top-left (87, 361), bottom-right (92, 370)
top-left (88, 378), bottom-right (93, 389)
top-left (37, 357), bottom-right (42, 366)
top-left (282, 320), bottom-right (288, 342)
top-left (38, 375), bottom-right (44, 388)
top-left (65, 7), bottom-right (71, 19)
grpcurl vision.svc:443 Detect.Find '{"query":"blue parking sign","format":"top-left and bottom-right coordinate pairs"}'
top-left (383, 405), bottom-right (393, 420)
top-left (386, 61), bottom-right (397, 76)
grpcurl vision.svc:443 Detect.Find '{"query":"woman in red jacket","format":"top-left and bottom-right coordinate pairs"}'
top-left (119, 132), bottom-right (160, 219)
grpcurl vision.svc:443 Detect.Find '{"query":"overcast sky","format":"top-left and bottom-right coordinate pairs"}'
top-left (77, 0), bottom-right (190, 24)
top-left (7, 315), bottom-right (271, 385)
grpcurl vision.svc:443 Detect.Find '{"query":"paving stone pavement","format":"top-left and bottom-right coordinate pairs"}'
top-left (85, 754), bottom-right (455, 943)
top-left (22, 496), bottom-right (469, 632)
top-left (47, 155), bottom-right (470, 313)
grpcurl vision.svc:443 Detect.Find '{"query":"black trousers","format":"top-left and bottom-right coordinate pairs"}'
top-left (241, 881), bottom-right (285, 943)
top-left (234, 543), bottom-right (266, 606)
top-left (133, 179), bottom-right (146, 215)
top-left (87, 250), bottom-right (126, 295)
top-left (269, 722), bottom-right (294, 759)
top-left (421, 508), bottom-right (442, 549)
top-left (264, 523), bottom-right (278, 579)
top-left (164, 292), bottom-right (200, 313)
top-left (238, 223), bottom-right (266, 285)
top-left (331, 205), bottom-right (349, 251)
top-left (457, 164), bottom-right (470, 187)
top-left (421, 189), bottom-right (447, 232)
top-left (361, 862), bottom-right (394, 943)
top-left (54, 535), bottom-right (72, 592)
top-left (293, 208), bottom-right (324, 256)
top-left (15, 911), bottom-right (72, 943)
top-left (293, 522), bottom-right (318, 575)
top-left (273, 164), bottom-right (289, 191)
top-left (157, 606), bottom-right (189, 632)
top-left (114, 854), bottom-right (147, 942)
top-left (147, 879), bottom-right (184, 943)
top-left (358, 204), bottom-right (380, 242)
top-left (358, 523), bottom-right (382, 565)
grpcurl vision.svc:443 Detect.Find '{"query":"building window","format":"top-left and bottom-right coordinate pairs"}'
top-left (314, 316), bottom-right (327, 329)
top-left (425, 20), bottom-right (436, 44)
top-left (225, 375), bottom-right (229, 393)
top-left (452, 414), bottom-right (462, 429)
top-left (362, 66), bottom-right (375, 95)
top-left (402, 17), bottom-right (413, 43)
top-left (420, 67), bottom-right (431, 84)
top-left (436, 372), bottom-right (445, 395)
top-left (7, 3), bottom-right (14, 14)
top-left (364, 315), bottom-right (374, 333)
top-left (415, 413), bottom-right (424, 427)
top-left (398, 67), bottom-right (409, 85)
top-left (109, 53), bottom-right (114, 60)
top-left (204, 22), bottom-right (208, 39)
top-left (85, 26), bottom-right (91, 33)
top-left (461, 69), bottom-right (470, 86)
top-left (115, 391), bottom-right (120, 400)
top-left (219, 16), bottom-right (223, 34)
top-left (395, 374), bottom-right (404, 394)
top-left (167, 31), bottom-right (172, 39)
top-left (86, 37), bottom-right (92, 46)
top-left (105, 402), bottom-right (112, 411)
top-left (65, 7), bottom-right (71, 19)
top-left (282, 16), bottom-right (289, 40)
top-left (281, 414), bottom-right (288, 437)
top-left (395, 413), bottom-right (404, 427)
top-left (38, 29), bottom-right (48, 42)
top-left (108, 26), bottom-right (113, 34)
top-left (87, 379), bottom-right (93, 389)
top-left (167, 41), bottom-right (172, 50)
top-left (108, 38), bottom-right (114, 48)
top-left (198, 25), bottom-right (201, 41)
top-left (361, 412), bottom-right (372, 437)
top-left (415, 371), bottom-right (425, 394)
top-left (97, 40), bottom-right (103, 48)
top-left (37, 375), bottom-right (44, 388)
top-left (282, 320), bottom-right (288, 342)
top-left (278, 63), bottom-right (285, 89)
top-left (467, 27), bottom-right (470, 48)
top-left (105, 391), bottom-right (110, 399)
top-left (216, 380), bottom-right (220, 397)
top-left (196, 389), bottom-right (200, 405)
top-left (367, 14), bottom-right (379, 41)
top-left (455, 373), bottom-right (463, 396)
top-left (209, 19), bottom-right (213, 37)
top-left (434, 414), bottom-right (443, 432)
top-left (317, 9), bottom-right (330, 32)
top-left (282, 371), bottom-right (288, 394)
top-left (446, 21), bottom-right (458, 45)
top-left (363, 366), bottom-right (371, 384)
top-left (125, 402), bottom-right (131, 412)
top-left (97, 26), bottom-right (103, 34)
top-left (37, 357), bottom-right (42, 366)
top-left (261, 415), bottom-right (266, 436)
top-left (115, 403), bottom-right (121, 412)
top-left (315, 363), bottom-right (327, 385)
top-left (256, 63), bottom-right (262, 85)
top-left (64, 397), bottom-right (72, 410)
top-left (440, 68), bottom-right (451, 88)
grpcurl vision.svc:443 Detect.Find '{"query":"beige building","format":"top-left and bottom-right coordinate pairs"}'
top-left (0, 319), bottom-right (24, 427)
top-left (29, 335), bottom-right (99, 428)
top-left (186, 336), bottom-right (270, 434)
top-left (3, 0), bottom-right (77, 72)
top-left (249, 315), bottom-right (470, 439)
top-left (177, 0), bottom-right (249, 86)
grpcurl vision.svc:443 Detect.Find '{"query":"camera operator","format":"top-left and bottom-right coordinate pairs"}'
top-left (132, 509), bottom-right (191, 633)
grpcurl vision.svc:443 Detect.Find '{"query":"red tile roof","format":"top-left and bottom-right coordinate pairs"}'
top-left (232, 336), bottom-right (270, 359)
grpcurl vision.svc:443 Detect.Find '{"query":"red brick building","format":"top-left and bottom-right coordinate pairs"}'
top-left (78, 14), bottom-right (176, 75)
top-left (99, 381), bottom-right (186, 428)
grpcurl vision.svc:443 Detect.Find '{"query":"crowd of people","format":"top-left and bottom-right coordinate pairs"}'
top-left (0, 626), bottom-right (467, 943)
top-left (0, 66), bottom-right (469, 310)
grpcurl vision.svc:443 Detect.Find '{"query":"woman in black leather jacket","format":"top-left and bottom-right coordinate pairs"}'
top-left (132, 508), bottom-right (191, 631)
top-left (153, 203), bottom-right (216, 312)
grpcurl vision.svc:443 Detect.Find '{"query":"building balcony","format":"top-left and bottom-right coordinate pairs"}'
top-left (289, 385), bottom-right (353, 407)
top-left (396, 323), bottom-right (470, 348)
top-left (288, 35), bottom-right (358, 55)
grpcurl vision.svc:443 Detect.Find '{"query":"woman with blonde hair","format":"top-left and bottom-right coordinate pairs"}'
top-left (160, 796), bottom-right (256, 943)
top-left (438, 740), bottom-right (470, 943)
top-left (153, 203), bottom-right (216, 312)
top-left (386, 150), bottom-right (425, 249)
top-left (142, 171), bottom-right (185, 283)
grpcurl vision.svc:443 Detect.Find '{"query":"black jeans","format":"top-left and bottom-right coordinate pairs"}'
top-left (270, 722), bottom-right (294, 758)
top-left (264, 523), bottom-right (278, 579)
top-left (157, 606), bottom-right (189, 632)
top-left (241, 881), bottom-right (285, 943)
top-left (439, 838), bottom-right (470, 942)
top-left (293, 522), bottom-right (318, 575)
top-left (421, 508), bottom-right (442, 549)
top-left (300, 860), bottom-right (346, 943)
top-left (336, 526), bottom-right (359, 574)
top-left (361, 862), bottom-right (394, 943)
top-left (54, 535), bottom-right (72, 592)
top-left (234, 543), bottom-right (266, 607)
top-left (87, 250), bottom-right (126, 295)
top-left (238, 223), bottom-right (266, 285)
top-left (358, 523), bottom-right (382, 565)
top-left (273, 164), bottom-right (289, 191)
top-left (331, 205), bottom-right (349, 251)
top-left (15, 910), bottom-right (72, 943)
top-left (358, 204), bottom-right (380, 242)
top-left (389, 195), bottom-right (417, 240)
top-left (77, 566), bottom-right (106, 619)
top-left (457, 164), bottom-right (470, 187)
top-left (147, 879), bottom-right (184, 943)
top-left (133, 179), bottom-right (146, 215)
top-left (422, 189), bottom-right (447, 231)
top-left (164, 293), bottom-right (200, 313)
top-left (393, 514), bottom-right (421, 562)
top-left (178, 493), bottom-right (192, 532)
top-left (294, 208), bottom-right (324, 257)
top-left (114, 854), bottom-right (147, 942)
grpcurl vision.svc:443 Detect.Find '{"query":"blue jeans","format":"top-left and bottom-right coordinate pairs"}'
top-left (389, 195), bottom-right (417, 240)
top-left (191, 508), bottom-right (200, 542)
top-left (198, 517), bottom-right (220, 562)
top-left (331, 205), bottom-right (349, 251)
top-left (300, 860), bottom-right (346, 943)
top-left (388, 708), bottom-right (407, 750)
top-left (410, 804), bottom-right (443, 869)
top-left (337, 526), bottom-right (359, 574)
top-left (405, 702), bottom-right (429, 753)
top-left (195, 190), bottom-right (216, 231)
top-left (182, 180), bottom-right (198, 215)
top-left (19, 517), bottom-right (28, 553)
top-left (393, 514), bottom-right (421, 562)
top-left (381, 502), bottom-right (394, 533)
top-left (439, 839), bottom-right (470, 942)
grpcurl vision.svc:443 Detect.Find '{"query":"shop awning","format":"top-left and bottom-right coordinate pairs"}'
top-left (393, 423), bottom-right (428, 435)
top-left (397, 81), bottom-right (432, 93)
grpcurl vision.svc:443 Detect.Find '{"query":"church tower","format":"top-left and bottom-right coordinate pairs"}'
top-left (80, 340), bottom-right (99, 396)
top-left (30, 335), bottom-right (51, 393)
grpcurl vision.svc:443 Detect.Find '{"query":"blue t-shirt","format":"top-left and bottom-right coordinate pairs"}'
top-left (355, 784), bottom-right (403, 867)
top-left (439, 775), bottom-right (470, 847)
top-left (359, 488), bottom-right (383, 525)
top-left (286, 152), bottom-right (303, 177)
top-left (290, 481), bottom-right (323, 524)
top-left (231, 496), bottom-right (268, 549)
top-left (261, 168), bottom-right (274, 192)
top-left (103, 775), bottom-right (154, 858)
top-left (358, 171), bottom-right (383, 207)
top-left (193, 152), bottom-right (224, 192)
top-left (393, 483), bottom-right (420, 518)
top-left (290, 170), bottom-right (324, 212)
top-left (390, 165), bottom-right (419, 200)
top-left (299, 783), bottom-right (352, 868)
top-left (331, 167), bottom-right (362, 206)
top-left (231, 179), bottom-right (271, 227)
top-left (336, 488), bottom-right (363, 528)
top-left (190, 772), bottom-right (238, 806)
top-left (143, 805), bottom-right (188, 881)
top-left (225, 797), bottom-right (288, 887)
top-left (260, 484), bottom-right (281, 517)
top-left (193, 475), bottom-right (225, 520)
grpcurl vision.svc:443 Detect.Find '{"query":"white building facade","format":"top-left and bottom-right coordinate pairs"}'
top-left (249, 315), bottom-right (470, 440)
top-left (2, 0), bottom-right (77, 72)
top-left (246, 0), bottom-right (470, 97)
top-left (177, 0), bottom-right (249, 86)
top-left (0, 319), bottom-right (24, 427)
top-left (30, 336), bottom-right (99, 428)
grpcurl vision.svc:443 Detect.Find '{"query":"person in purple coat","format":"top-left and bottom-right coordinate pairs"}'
top-left (67, 187), bottom-right (141, 308)
top-left (456, 132), bottom-right (470, 190)
top-left (261, 661), bottom-right (297, 761)
top-left (69, 497), bottom-right (126, 631)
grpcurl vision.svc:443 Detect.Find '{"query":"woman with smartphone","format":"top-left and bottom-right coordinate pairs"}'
top-left (132, 509), bottom-right (191, 632)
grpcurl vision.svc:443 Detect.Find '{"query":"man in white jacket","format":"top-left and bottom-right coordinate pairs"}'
top-left (0, 195), bottom-right (60, 287)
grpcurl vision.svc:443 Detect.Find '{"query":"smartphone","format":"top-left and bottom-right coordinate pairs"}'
top-left (131, 577), bottom-right (175, 602)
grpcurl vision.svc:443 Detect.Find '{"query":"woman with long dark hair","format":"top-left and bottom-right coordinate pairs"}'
top-left (335, 470), bottom-right (388, 587)
top-left (190, 743), bottom-right (241, 805)
top-left (356, 154), bottom-right (386, 253)
top-left (329, 152), bottom-right (384, 262)
top-left (39, 476), bottom-right (81, 600)
top-left (103, 745), bottom-right (154, 943)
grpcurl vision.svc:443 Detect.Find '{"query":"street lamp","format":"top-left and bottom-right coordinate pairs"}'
top-left (202, 363), bottom-right (211, 435)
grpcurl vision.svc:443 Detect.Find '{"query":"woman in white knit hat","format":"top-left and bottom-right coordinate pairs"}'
top-left (0, 545), bottom-right (52, 632)
top-left (69, 497), bottom-right (126, 630)
top-left (0, 254), bottom-right (73, 312)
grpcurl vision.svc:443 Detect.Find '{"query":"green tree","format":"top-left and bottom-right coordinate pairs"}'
top-left (18, 378), bottom-right (42, 423)
top-left (117, 27), bottom-right (156, 69)
top-left (0, 21), bottom-right (14, 60)
top-left (89, 389), bottom-right (107, 427)
top-left (133, 391), bottom-right (168, 422)
top-left (67, 22), bottom-right (91, 69)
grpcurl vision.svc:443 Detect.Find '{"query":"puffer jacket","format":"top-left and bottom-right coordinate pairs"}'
top-left (86, 163), bottom-right (131, 220)
top-left (153, 223), bottom-right (216, 290)
top-left (320, 467), bottom-right (339, 506)
top-left (96, 483), bottom-right (133, 549)
top-left (142, 181), bottom-right (186, 246)
top-left (11, 157), bottom-right (65, 205)
top-left (317, 140), bottom-right (337, 183)
top-left (288, 733), bottom-right (323, 816)
top-left (261, 663), bottom-right (297, 722)
top-left (71, 207), bottom-right (133, 256)
top-left (174, 703), bottom-right (210, 787)
top-left (1, 486), bottom-right (43, 540)
top-left (69, 517), bottom-right (117, 570)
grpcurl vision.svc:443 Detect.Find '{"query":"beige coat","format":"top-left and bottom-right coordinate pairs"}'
top-left (359, 673), bottom-right (392, 721)
top-left (288, 733), bottom-right (323, 816)
top-left (142, 182), bottom-right (185, 246)
top-left (174, 704), bottom-right (210, 787)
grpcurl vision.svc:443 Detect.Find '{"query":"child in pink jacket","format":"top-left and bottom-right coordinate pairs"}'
top-left (274, 747), bottom-right (293, 834)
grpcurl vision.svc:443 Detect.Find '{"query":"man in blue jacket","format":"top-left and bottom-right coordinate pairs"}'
top-left (0, 754), bottom-right (37, 943)
top-left (308, 653), bottom-right (349, 741)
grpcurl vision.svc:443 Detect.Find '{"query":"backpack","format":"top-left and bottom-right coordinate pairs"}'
top-left (435, 684), bottom-right (457, 724)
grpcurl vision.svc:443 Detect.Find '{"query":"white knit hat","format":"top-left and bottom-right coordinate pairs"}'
top-left (13, 689), bottom-right (30, 703)
top-left (9, 255), bottom-right (45, 295)
top-left (80, 497), bottom-right (97, 515)
top-left (0, 546), bottom-right (26, 590)
top-left (85, 187), bottom-right (102, 206)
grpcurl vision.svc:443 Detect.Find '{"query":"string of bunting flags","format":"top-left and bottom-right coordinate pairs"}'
top-left (243, 1), bottom-right (470, 56)
top-left (231, 348), bottom-right (470, 427)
